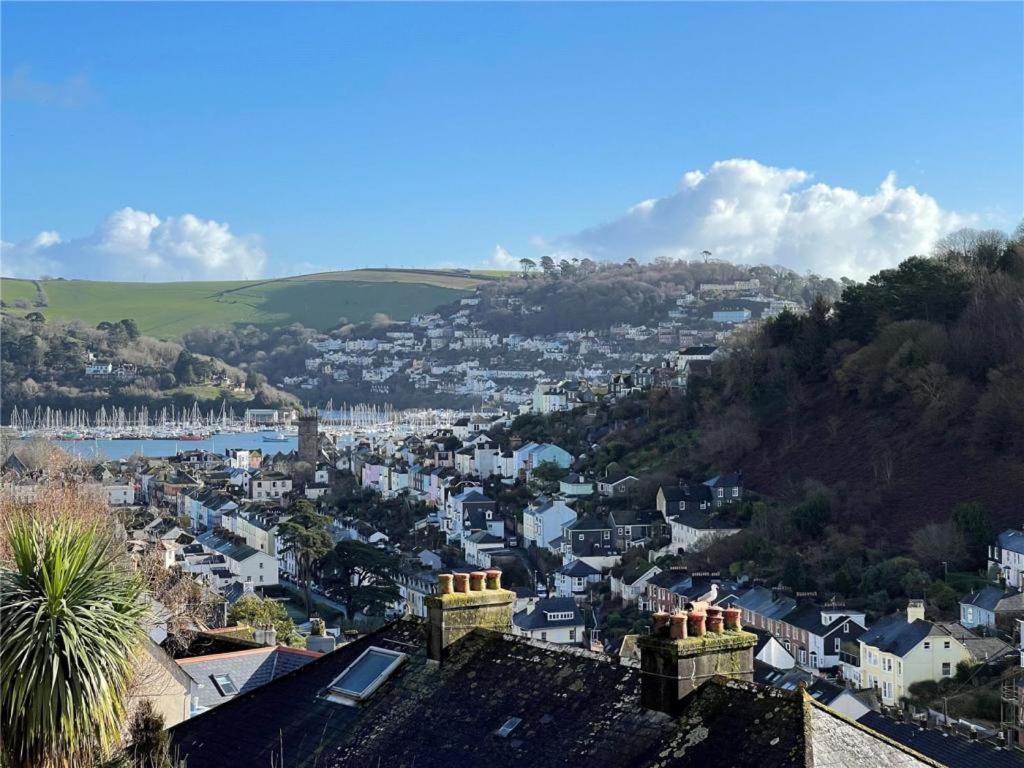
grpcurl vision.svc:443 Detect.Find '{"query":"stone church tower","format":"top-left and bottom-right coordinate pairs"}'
top-left (297, 410), bottom-right (319, 467)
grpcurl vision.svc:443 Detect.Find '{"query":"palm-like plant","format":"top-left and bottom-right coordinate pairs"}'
top-left (1, 517), bottom-right (148, 768)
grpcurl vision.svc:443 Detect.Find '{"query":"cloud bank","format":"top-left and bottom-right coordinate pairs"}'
top-left (2, 208), bottom-right (267, 281)
top-left (550, 159), bottom-right (967, 280)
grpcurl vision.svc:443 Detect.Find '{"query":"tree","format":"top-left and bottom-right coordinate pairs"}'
top-left (173, 351), bottom-right (196, 385)
top-left (1, 517), bottom-right (148, 768)
top-left (24, 312), bottom-right (45, 324)
top-left (539, 255), bottom-right (556, 278)
top-left (518, 258), bottom-right (536, 278)
top-left (119, 319), bottom-right (141, 341)
top-left (531, 460), bottom-right (566, 484)
top-left (321, 540), bottom-right (399, 617)
top-left (277, 500), bottom-right (332, 618)
top-left (227, 595), bottom-right (300, 645)
top-left (951, 502), bottom-right (993, 567)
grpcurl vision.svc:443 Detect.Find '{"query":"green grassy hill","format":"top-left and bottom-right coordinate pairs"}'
top-left (0, 269), bottom-right (497, 337)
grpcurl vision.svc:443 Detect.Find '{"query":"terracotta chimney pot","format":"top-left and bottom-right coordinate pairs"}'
top-left (723, 607), bottom-right (742, 631)
top-left (687, 610), bottom-right (707, 637)
top-left (669, 611), bottom-right (688, 640)
top-left (485, 569), bottom-right (502, 590)
top-left (706, 606), bottom-right (724, 635)
top-left (454, 573), bottom-right (470, 593)
top-left (470, 571), bottom-right (486, 591)
top-left (438, 573), bottom-right (454, 595)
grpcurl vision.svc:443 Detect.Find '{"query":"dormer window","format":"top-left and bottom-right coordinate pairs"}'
top-left (324, 647), bottom-right (406, 706)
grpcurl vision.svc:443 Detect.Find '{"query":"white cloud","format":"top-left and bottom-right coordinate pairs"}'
top-left (487, 244), bottom-right (519, 270)
top-left (2, 65), bottom-right (95, 109)
top-left (1, 208), bottom-right (267, 281)
top-left (551, 159), bottom-right (969, 280)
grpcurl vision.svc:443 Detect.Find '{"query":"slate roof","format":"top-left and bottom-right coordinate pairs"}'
top-left (179, 646), bottom-right (320, 710)
top-left (557, 559), bottom-right (602, 577)
top-left (960, 585), bottom-right (1024, 614)
top-left (998, 529), bottom-right (1024, 556)
top-left (197, 531), bottom-right (261, 562)
top-left (170, 618), bottom-right (931, 768)
top-left (512, 598), bottom-right (584, 631)
top-left (670, 510), bottom-right (742, 530)
top-left (858, 711), bottom-right (1024, 768)
top-left (859, 615), bottom-right (933, 658)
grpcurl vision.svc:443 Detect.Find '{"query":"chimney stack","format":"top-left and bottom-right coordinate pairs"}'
top-left (427, 570), bottom-right (515, 662)
top-left (907, 599), bottom-right (925, 623)
top-left (638, 603), bottom-right (757, 716)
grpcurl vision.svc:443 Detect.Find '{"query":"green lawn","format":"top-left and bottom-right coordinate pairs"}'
top-left (1, 268), bottom-right (483, 337)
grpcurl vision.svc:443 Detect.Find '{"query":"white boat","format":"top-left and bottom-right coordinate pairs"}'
top-left (262, 432), bottom-right (291, 443)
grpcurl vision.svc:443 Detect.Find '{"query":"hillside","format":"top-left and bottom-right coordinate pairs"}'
top-left (584, 227), bottom-right (1024, 538)
top-left (0, 269), bottom-right (497, 338)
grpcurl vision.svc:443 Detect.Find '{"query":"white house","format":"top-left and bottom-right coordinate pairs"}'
top-left (249, 472), bottom-right (292, 501)
top-left (512, 598), bottom-right (584, 645)
top-left (990, 529), bottom-right (1024, 588)
top-left (523, 499), bottom-right (577, 550)
top-left (195, 530), bottom-right (279, 588)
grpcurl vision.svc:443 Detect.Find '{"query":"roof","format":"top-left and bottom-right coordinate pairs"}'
top-left (558, 559), bottom-right (602, 577)
top-left (170, 619), bottom-right (932, 768)
top-left (858, 711), bottom-right (1024, 768)
top-left (998, 529), bottom-right (1024, 556)
top-left (960, 585), bottom-right (1024, 613)
top-left (859, 615), bottom-right (933, 658)
top-left (704, 473), bottom-right (743, 488)
top-left (512, 598), bottom-right (584, 631)
top-left (670, 510), bottom-right (742, 531)
top-left (197, 531), bottom-right (262, 562)
top-left (178, 646), bottom-right (319, 710)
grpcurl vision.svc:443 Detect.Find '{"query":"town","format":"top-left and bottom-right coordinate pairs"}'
top-left (4, 384), bottom-right (1022, 766)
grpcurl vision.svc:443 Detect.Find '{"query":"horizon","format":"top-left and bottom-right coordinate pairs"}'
top-left (2, 2), bottom-right (1022, 284)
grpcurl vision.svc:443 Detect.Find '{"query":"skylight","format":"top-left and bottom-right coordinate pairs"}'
top-left (496, 717), bottom-right (522, 737)
top-left (325, 646), bottom-right (406, 705)
top-left (212, 673), bottom-right (238, 696)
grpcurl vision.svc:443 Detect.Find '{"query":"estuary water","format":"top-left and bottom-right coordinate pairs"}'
top-left (41, 431), bottom-right (298, 461)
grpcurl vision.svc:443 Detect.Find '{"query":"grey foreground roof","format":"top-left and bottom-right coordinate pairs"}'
top-left (171, 617), bottom-right (942, 768)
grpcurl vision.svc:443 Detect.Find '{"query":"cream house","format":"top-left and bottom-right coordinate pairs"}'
top-left (858, 600), bottom-right (970, 706)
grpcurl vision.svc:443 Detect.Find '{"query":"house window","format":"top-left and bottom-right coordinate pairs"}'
top-left (578, 534), bottom-right (584, 541)
top-left (923, 642), bottom-right (931, 650)
top-left (834, 637), bottom-right (841, 653)
top-left (799, 650), bottom-right (807, 664)
top-left (603, 531), bottom-right (610, 540)
top-left (325, 647), bottom-right (407, 705)
top-left (882, 681), bottom-right (892, 700)
top-left (717, 489), bottom-right (724, 498)
top-left (732, 488), bottom-right (739, 498)
top-left (943, 641), bottom-right (950, 649)
top-left (259, 562), bottom-right (263, 569)
top-left (569, 629), bottom-right (576, 641)
top-left (784, 640), bottom-right (791, 651)
top-left (211, 674), bottom-right (239, 696)
top-left (942, 662), bottom-right (952, 677)
top-left (843, 622), bottom-right (849, 633)
top-left (541, 632), bottom-right (547, 641)
top-left (617, 527), bottom-right (623, 535)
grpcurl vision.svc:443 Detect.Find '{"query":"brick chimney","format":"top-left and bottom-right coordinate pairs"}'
top-left (638, 606), bottom-right (757, 715)
top-left (426, 570), bottom-right (515, 662)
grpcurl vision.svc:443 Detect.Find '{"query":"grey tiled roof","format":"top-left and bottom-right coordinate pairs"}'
top-left (858, 711), bottom-right (1024, 768)
top-left (179, 646), bottom-right (319, 710)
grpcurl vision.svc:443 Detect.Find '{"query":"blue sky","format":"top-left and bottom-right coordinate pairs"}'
top-left (2, 2), bottom-right (1021, 281)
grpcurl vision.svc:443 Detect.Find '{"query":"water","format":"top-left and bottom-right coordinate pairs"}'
top-left (43, 432), bottom-right (298, 461)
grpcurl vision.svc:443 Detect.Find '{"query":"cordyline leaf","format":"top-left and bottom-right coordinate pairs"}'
top-left (1, 516), bottom-right (148, 768)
